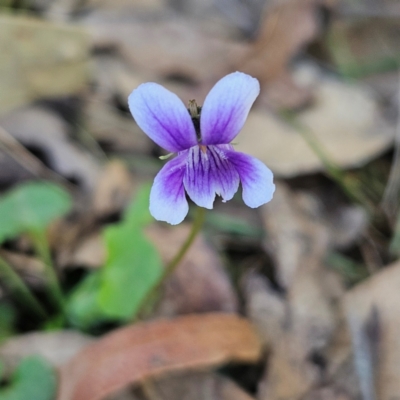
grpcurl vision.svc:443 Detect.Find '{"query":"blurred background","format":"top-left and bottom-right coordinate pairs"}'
top-left (0, 0), bottom-right (400, 399)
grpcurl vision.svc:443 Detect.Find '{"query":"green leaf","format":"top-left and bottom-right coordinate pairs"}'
top-left (66, 271), bottom-right (105, 330)
top-left (123, 183), bottom-right (152, 227)
top-left (0, 356), bottom-right (56, 400)
top-left (65, 184), bottom-right (163, 325)
top-left (0, 181), bottom-right (71, 244)
top-left (97, 223), bottom-right (162, 319)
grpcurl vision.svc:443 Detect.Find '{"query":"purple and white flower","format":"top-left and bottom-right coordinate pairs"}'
top-left (128, 71), bottom-right (275, 225)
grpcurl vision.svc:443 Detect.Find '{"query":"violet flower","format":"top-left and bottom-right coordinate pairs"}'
top-left (128, 72), bottom-right (275, 225)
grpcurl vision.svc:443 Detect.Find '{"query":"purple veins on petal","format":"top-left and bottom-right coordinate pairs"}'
top-left (183, 145), bottom-right (240, 209)
top-left (149, 153), bottom-right (189, 225)
top-left (200, 72), bottom-right (260, 145)
top-left (128, 71), bottom-right (275, 225)
top-left (226, 150), bottom-right (275, 208)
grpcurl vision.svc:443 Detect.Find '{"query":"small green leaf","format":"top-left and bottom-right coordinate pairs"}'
top-left (124, 183), bottom-right (152, 227)
top-left (66, 271), bottom-right (105, 330)
top-left (65, 184), bottom-right (162, 325)
top-left (0, 356), bottom-right (56, 400)
top-left (0, 181), bottom-right (71, 244)
top-left (98, 224), bottom-right (162, 319)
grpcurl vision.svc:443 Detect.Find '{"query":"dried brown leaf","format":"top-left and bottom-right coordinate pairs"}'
top-left (244, 0), bottom-right (319, 80)
top-left (69, 232), bottom-right (105, 269)
top-left (236, 69), bottom-right (395, 178)
top-left (93, 160), bottom-right (133, 218)
top-left (57, 314), bottom-right (262, 400)
top-left (0, 106), bottom-right (101, 190)
top-left (142, 371), bottom-right (255, 400)
top-left (261, 183), bottom-right (329, 288)
top-left (0, 331), bottom-right (93, 372)
top-left (0, 15), bottom-right (89, 115)
top-left (83, 12), bottom-right (247, 83)
top-left (242, 271), bottom-right (286, 346)
top-left (344, 260), bottom-right (400, 400)
top-left (256, 183), bottom-right (344, 400)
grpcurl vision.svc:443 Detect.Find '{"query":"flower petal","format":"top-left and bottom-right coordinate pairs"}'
top-left (226, 151), bottom-right (275, 208)
top-left (150, 153), bottom-right (189, 225)
top-left (128, 83), bottom-right (197, 152)
top-left (183, 145), bottom-right (239, 209)
top-left (200, 72), bottom-right (260, 145)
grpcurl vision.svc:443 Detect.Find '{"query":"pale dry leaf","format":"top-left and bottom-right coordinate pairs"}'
top-left (0, 124), bottom-right (70, 186)
top-left (93, 160), bottom-right (133, 218)
top-left (0, 149), bottom-right (35, 185)
top-left (324, 320), bottom-right (361, 399)
top-left (258, 334), bottom-right (320, 400)
top-left (142, 371), bottom-right (255, 400)
top-left (91, 55), bottom-right (147, 104)
top-left (0, 14), bottom-right (89, 115)
top-left (84, 0), bottom-right (165, 11)
top-left (70, 232), bottom-right (105, 269)
top-left (302, 387), bottom-right (353, 400)
top-left (339, 0), bottom-right (400, 18)
top-left (82, 11), bottom-right (248, 83)
top-left (57, 314), bottom-right (262, 400)
top-left (261, 182), bottom-right (330, 288)
top-left (258, 182), bottom-right (344, 400)
top-left (146, 224), bottom-right (238, 315)
top-left (257, 268), bottom-right (341, 400)
top-left (289, 268), bottom-right (338, 354)
top-left (344, 259), bottom-right (400, 400)
top-left (237, 67), bottom-right (395, 177)
top-left (242, 271), bottom-right (286, 347)
top-left (0, 106), bottom-right (101, 190)
top-left (0, 331), bottom-right (93, 372)
top-left (84, 92), bottom-right (152, 154)
top-left (84, 95), bottom-right (152, 154)
top-left (324, 205), bottom-right (367, 249)
top-left (239, 0), bottom-right (320, 108)
top-left (50, 214), bottom-right (98, 268)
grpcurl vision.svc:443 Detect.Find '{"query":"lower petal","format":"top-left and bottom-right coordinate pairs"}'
top-left (183, 145), bottom-right (239, 209)
top-left (226, 151), bottom-right (275, 208)
top-left (149, 153), bottom-right (189, 225)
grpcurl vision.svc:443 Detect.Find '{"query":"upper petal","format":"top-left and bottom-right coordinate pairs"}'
top-left (183, 145), bottom-right (239, 209)
top-left (150, 153), bottom-right (189, 225)
top-left (128, 83), bottom-right (197, 152)
top-left (226, 151), bottom-right (275, 208)
top-left (200, 72), bottom-right (260, 145)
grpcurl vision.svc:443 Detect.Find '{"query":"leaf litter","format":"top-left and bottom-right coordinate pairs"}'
top-left (0, 0), bottom-right (400, 400)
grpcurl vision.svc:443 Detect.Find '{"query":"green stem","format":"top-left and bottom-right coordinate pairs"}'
top-left (0, 256), bottom-right (47, 320)
top-left (135, 206), bottom-right (206, 319)
top-left (30, 230), bottom-right (65, 312)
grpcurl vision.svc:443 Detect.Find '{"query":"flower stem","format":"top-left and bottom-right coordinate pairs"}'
top-left (0, 255), bottom-right (48, 320)
top-left (29, 230), bottom-right (65, 313)
top-left (135, 206), bottom-right (206, 319)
